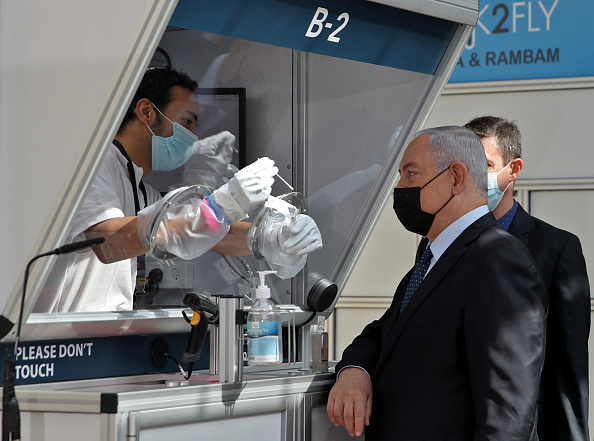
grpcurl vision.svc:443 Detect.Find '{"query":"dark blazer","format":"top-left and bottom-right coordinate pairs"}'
top-left (336, 213), bottom-right (547, 441)
top-left (509, 204), bottom-right (590, 441)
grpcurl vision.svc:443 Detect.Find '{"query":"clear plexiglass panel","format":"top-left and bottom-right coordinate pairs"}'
top-left (34, 28), bottom-right (433, 314)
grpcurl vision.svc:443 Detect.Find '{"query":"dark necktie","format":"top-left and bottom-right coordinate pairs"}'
top-left (400, 245), bottom-right (433, 312)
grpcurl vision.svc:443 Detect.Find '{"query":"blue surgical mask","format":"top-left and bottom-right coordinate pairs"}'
top-left (147, 104), bottom-right (199, 172)
top-left (487, 161), bottom-right (512, 211)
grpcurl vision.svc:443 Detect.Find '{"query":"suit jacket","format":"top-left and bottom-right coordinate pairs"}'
top-left (336, 212), bottom-right (547, 441)
top-left (509, 204), bottom-right (590, 441)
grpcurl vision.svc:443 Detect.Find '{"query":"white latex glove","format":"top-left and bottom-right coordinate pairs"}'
top-left (253, 211), bottom-right (323, 279)
top-left (279, 214), bottom-right (323, 256)
top-left (210, 157), bottom-right (278, 223)
top-left (183, 131), bottom-right (236, 190)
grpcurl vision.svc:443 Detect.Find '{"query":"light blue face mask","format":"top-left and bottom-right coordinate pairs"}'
top-left (147, 104), bottom-right (199, 172)
top-left (487, 161), bottom-right (512, 211)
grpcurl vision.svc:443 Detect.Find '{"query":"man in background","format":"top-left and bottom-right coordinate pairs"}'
top-left (465, 115), bottom-right (590, 441)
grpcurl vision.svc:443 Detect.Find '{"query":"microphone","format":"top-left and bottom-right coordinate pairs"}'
top-left (2, 236), bottom-right (105, 441)
top-left (53, 237), bottom-right (105, 255)
top-left (17, 236), bottom-right (106, 339)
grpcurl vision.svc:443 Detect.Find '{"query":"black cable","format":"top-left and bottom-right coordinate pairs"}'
top-left (164, 353), bottom-right (192, 380)
top-left (15, 252), bottom-right (52, 356)
top-left (4, 252), bottom-right (51, 441)
top-left (222, 256), bottom-right (251, 284)
top-left (6, 237), bottom-right (104, 441)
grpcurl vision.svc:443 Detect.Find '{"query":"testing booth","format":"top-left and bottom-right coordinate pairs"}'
top-left (0, 0), bottom-right (477, 439)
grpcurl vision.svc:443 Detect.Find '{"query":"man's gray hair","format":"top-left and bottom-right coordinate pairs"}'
top-left (415, 126), bottom-right (487, 195)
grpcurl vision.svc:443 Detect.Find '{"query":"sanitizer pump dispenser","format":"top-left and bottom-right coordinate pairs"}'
top-left (247, 271), bottom-right (283, 365)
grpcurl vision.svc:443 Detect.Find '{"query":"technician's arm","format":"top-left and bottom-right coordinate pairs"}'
top-left (128, 158), bottom-right (277, 261)
top-left (85, 216), bottom-right (145, 264)
top-left (87, 157), bottom-right (277, 263)
top-left (210, 222), bottom-right (251, 256)
top-left (86, 217), bottom-right (251, 264)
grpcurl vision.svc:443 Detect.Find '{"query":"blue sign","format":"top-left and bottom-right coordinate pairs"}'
top-left (0, 333), bottom-right (209, 385)
top-left (170, 0), bottom-right (457, 75)
top-left (450, 0), bottom-right (594, 82)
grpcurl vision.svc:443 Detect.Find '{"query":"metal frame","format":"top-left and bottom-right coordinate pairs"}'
top-left (129, 396), bottom-right (294, 440)
top-left (443, 76), bottom-right (594, 95)
top-left (14, 371), bottom-right (337, 441)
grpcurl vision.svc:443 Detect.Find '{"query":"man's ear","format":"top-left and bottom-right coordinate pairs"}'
top-left (135, 98), bottom-right (153, 125)
top-left (509, 158), bottom-right (523, 183)
top-left (450, 162), bottom-right (467, 195)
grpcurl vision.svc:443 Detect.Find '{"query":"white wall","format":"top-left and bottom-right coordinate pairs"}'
top-left (425, 83), bottom-right (594, 180)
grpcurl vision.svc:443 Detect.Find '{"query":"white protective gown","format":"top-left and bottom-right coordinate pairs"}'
top-left (35, 143), bottom-right (227, 312)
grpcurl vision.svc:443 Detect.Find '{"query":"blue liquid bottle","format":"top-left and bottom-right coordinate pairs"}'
top-left (247, 271), bottom-right (283, 365)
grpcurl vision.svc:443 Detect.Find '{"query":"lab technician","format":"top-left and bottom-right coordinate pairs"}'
top-left (465, 115), bottom-right (590, 441)
top-left (327, 126), bottom-right (547, 440)
top-left (37, 67), bottom-right (322, 313)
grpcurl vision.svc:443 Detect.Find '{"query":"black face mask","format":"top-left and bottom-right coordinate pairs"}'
top-left (393, 166), bottom-right (454, 236)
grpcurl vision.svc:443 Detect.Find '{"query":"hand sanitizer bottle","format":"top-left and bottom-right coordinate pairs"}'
top-left (247, 271), bottom-right (283, 365)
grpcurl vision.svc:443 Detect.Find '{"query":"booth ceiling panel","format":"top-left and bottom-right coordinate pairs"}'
top-left (367, 0), bottom-right (479, 25)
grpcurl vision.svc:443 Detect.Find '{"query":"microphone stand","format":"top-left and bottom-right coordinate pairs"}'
top-left (2, 237), bottom-right (105, 441)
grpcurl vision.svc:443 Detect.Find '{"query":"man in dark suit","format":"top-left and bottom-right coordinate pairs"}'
top-left (327, 126), bottom-right (547, 440)
top-left (465, 116), bottom-right (590, 441)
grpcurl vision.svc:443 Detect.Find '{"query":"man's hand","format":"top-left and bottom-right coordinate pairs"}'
top-left (327, 367), bottom-right (372, 437)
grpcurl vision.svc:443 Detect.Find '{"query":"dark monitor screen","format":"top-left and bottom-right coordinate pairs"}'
top-left (144, 87), bottom-right (246, 192)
